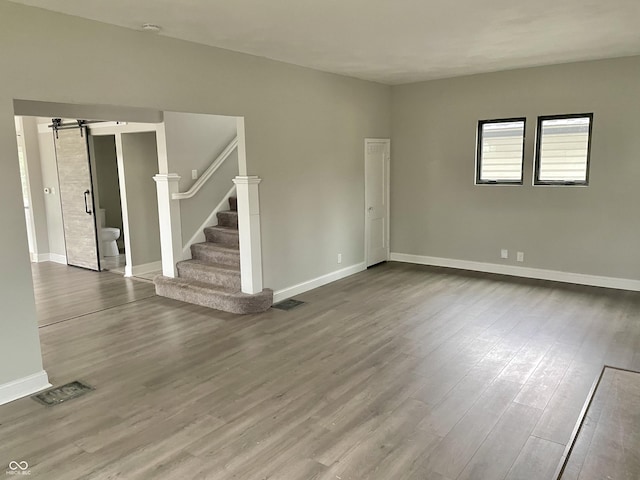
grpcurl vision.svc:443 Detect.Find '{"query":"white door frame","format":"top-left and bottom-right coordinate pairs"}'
top-left (364, 138), bottom-right (390, 267)
top-left (89, 123), bottom-right (161, 277)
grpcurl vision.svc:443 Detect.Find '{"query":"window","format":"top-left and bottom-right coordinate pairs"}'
top-left (534, 113), bottom-right (593, 185)
top-left (476, 118), bottom-right (526, 184)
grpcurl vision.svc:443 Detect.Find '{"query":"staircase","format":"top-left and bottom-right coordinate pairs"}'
top-left (154, 196), bottom-right (273, 314)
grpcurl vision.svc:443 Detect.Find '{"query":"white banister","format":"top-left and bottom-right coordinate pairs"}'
top-left (172, 136), bottom-right (238, 200)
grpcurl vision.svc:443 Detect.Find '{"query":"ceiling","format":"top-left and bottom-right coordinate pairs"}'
top-left (10, 0), bottom-right (640, 84)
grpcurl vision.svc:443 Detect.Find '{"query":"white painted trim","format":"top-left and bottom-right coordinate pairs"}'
top-left (128, 261), bottom-right (163, 277)
top-left (0, 370), bottom-right (50, 406)
top-left (273, 262), bottom-right (367, 303)
top-left (34, 253), bottom-right (67, 264)
top-left (182, 185), bottom-right (236, 259)
top-left (389, 253), bottom-right (640, 292)
top-left (364, 138), bottom-right (391, 267)
top-left (172, 137), bottom-right (238, 200)
top-left (37, 122), bottom-right (158, 135)
top-left (236, 117), bottom-right (247, 176)
top-left (49, 253), bottom-right (67, 264)
top-left (114, 133), bottom-right (134, 276)
top-left (154, 123), bottom-right (169, 174)
top-left (16, 118), bottom-right (39, 259)
top-left (153, 174), bottom-right (183, 278)
top-left (233, 176), bottom-right (263, 294)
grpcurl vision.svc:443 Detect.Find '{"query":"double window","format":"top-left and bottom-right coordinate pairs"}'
top-left (475, 113), bottom-right (593, 186)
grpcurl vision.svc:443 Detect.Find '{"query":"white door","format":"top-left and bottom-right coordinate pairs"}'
top-left (365, 139), bottom-right (390, 267)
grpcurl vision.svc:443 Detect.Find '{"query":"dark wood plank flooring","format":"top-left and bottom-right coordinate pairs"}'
top-left (1, 261), bottom-right (639, 479)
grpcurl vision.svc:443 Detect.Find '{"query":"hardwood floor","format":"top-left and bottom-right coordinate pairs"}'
top-left (2, 261), bottom-right (640, 479)
top-left (559, 367), bottom-right (640, 479)
top-left (32, 262), bottom-right (156, 327)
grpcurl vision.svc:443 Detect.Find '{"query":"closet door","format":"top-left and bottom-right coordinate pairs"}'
top-left (54, 127), bottom-right (101, 271)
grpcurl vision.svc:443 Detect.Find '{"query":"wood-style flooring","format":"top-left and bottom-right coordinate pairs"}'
top-left (2, 261), bottom-right (640, 479)
top-left (559, 366), bottom-right (640, 479)
top-left (32, 262), bottom-right (156, 327)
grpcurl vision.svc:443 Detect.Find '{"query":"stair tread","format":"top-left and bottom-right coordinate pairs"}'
top-left (218, 210), bottom-right (237, 215)
top-left (160, 276), bottom-right (239, 294)
top-left (155, 276), bottom-right (272, 300)
top-left (192, 242), bottom-right (239, 252)
top-left (204, 225), bottom-right (239, 233)
top-left (177, 259), bottom-right (240, 273)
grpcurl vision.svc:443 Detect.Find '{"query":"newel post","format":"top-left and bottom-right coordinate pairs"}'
top-left (153, 173), bottom-right (182, 278)
top-left (232, 175), bottom-right (263, 294)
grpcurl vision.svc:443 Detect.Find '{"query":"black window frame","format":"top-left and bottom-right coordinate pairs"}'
top-left (534, 113), bottom-right (593, 186)
top-left (475, 117), bottom-right (527, 185)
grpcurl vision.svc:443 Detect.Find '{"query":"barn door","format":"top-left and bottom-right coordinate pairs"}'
top-left (54, 127), bottom-right (101, 271)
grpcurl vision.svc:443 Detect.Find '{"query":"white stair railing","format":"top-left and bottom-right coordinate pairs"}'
top-left (172, 136), bottom-right (238, 200)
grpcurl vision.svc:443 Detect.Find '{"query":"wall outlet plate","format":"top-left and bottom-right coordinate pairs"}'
top-left (191, 169), bottom-right (198, 180)
top-left (337, 253), bottom-right (342, 264)
top-left (517, 252), bottom-right (524, 262)
top-left (501, 249), bottom-right (508, 259)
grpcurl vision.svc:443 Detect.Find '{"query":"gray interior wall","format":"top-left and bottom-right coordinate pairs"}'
top-left (391, 56), bottom-right (640, 280)
top-left (19, 116), bottom-right (49, 256)
top-left (120, 132), bottom-right (161, 267)
top-left (0, 1), bottom-right (388, 387)
top-left (162, 112), bottom-right (238, 243)
top-left (0, 109), bottom-right (44, 385)
top-left (34, 118), bottom-right (66, 259)
top-left (92, 135), bottom-right (123, 247)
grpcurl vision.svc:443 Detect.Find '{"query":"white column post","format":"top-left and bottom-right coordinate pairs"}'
top-left (153, 174), bottom-right (182, 278)
top-left (232, 175), bottom-right (263, 294)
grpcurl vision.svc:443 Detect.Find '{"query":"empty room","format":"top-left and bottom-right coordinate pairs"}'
top-left (1, 1), bottom-right (639, 479)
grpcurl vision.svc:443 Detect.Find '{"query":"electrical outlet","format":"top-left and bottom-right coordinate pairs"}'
top-left (517, 251), bottom-right (524, 262)
top-left (191, 169), bottom-right (198, 180)
top-left (337, 253), bottom-right (342, 264)
top-left (501, 249), bottom-right (508, 259)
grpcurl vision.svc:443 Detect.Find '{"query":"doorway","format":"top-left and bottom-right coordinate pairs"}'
top-left (364, 138), bottom-right (390, 267)
top-left (90, 134), bottom-right (125, 272)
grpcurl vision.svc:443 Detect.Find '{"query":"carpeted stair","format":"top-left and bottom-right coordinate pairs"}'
top-left (154, 196), bottom-right (273, 314)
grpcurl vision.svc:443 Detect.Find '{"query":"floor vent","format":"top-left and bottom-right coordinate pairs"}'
top-left (31, 380), bottom-right (94, 407)
top-left (272, 299), bottom-right (305, 311)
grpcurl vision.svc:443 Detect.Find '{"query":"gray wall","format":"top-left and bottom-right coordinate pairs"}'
top-left (162, 112), bottom-right (238, 244)
top-left (0, 1), bottom-right (388, 387)
top-left (121, 132), bottom-right (161, 267)
top-left (0, 111), bottom-right (44, 385)
top-left (91, 135), bottom-right (124, 247)
top-left (35, 118), bottom-right (66, 259)
top-left (391, 56), bottom-right (640, 280)
top-left (19, 116), bottom-right (49, 256)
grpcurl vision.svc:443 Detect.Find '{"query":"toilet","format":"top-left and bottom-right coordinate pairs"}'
top-left (98, 209), bottom-right (121, 257)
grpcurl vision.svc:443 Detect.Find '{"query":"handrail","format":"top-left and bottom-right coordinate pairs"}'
top-left (172, 136), bottom-right (238, 200)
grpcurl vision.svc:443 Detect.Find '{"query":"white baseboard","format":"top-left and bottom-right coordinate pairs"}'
top-left (182, 186), bottom-right (236, 260)
top-left (273, 262), bottom-right (367, 303)
top-left (34, 253), bottom-right (67, 264)
top-left (50, 253), bottom-right (67, 264)
top-left (127, 261), bottom-right (163, 277)
top-left (390, 253), bottom-right (640, 292)
top-left (0, 370), bottom-right (50, 406)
